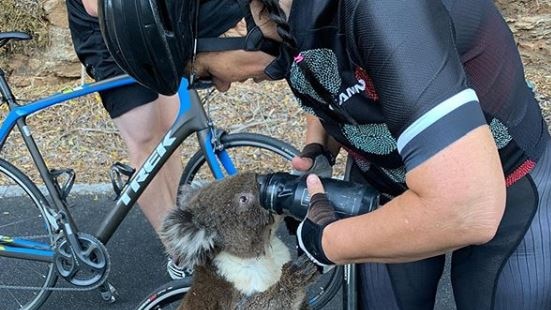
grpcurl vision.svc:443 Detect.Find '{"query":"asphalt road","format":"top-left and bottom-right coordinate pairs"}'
top-left (5, 193), bottom-right (456, 310)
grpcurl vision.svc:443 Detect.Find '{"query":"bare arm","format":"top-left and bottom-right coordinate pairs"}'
top-left (82, 0), bottom-right (98, 16)
top-left (304, 115), bottom-right (340, 156)
top-left (303, 114), bottom-right (327, 146)
top-left (321, 125), bottom-right (506, 264)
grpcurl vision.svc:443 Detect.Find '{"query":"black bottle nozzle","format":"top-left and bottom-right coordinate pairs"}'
top-left (257, 172), bottom-right (379, 220)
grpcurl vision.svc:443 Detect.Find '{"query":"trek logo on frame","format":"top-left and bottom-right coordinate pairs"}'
top-left (120, 130), bottom-right (177, 205)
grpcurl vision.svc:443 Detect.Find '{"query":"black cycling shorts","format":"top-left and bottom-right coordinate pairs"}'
top-left (66, 0), bottom-right (158, 119)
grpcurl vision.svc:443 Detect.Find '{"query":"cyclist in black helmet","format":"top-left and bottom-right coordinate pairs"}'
top-left (99, 0), bottom-right (551, 309)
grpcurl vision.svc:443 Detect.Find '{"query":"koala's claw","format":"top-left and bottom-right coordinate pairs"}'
top-left (281, 255), bottom-right (319, 287)
top-left (293, 255), bottom-right (318, 274)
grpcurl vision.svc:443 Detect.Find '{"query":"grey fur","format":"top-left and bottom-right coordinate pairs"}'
top-left (160, 172), bottom-right (318, 309)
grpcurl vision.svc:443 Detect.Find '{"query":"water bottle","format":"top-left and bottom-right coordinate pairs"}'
top-left (256, 172), bottom-right (379, 220)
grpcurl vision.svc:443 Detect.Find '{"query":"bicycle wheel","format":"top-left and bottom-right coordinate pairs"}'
top-left (180, 132), bottom-right (343, 309)
top-left (180, 132), bottom-right (299, 184)
top-left (136, 278), bottom-right (192, 310)
top-left (0, 158), bottom-right (58, 310)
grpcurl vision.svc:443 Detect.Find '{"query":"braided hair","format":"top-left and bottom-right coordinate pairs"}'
top-left (256, 0), bottom-right (345, 119)
top-left (257, 0), bottom-right (297, 51)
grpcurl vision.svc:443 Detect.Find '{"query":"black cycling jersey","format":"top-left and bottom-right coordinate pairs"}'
top-left (277, 3), bottom-right (551, 308)
top-left (277, 0), bottom-right (550, 197)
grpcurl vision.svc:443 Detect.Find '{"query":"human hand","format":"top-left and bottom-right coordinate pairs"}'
top-left (291, 143), bottom-right (334, 178)
top-left (296, 174), bottom-right (339, 266)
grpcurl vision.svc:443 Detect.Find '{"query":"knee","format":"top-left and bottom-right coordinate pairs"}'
top-left (124, 130), bottom-right (166, 161)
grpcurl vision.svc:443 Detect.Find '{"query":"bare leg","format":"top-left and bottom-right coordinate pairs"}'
top-left (113, 94), bottom-right (182, 232)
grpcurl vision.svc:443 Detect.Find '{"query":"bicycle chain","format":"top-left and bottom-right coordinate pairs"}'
top-left (1, 234), bottom-right (110, 292)
top-left (0, 257), bottom-right (109, 292)
top-left (0, 279), bottom-right (105, 292)
top-left (9, 234), bottom-right (50, 240)
top-left (0, 234), bottom-right (68, 292)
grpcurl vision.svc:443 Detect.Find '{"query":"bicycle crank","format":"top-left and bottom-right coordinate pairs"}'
top-left (54, 232), bottom-right (111, 288)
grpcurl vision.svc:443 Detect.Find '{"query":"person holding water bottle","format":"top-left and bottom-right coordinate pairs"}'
top-left (99, 0), bottom-right (551, 308)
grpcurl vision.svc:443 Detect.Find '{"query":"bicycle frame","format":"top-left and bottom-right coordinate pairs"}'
top-left (0, 73), bottom-right (239, 262)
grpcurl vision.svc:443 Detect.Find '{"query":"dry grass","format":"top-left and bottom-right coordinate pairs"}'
top-left (0, 78), bottom-right (314, 186)
top-left (1, 65), bottom-right (548, 188)
top-left (0, 0), bottom-right (49, 65)
top-left (0, 0), bottom-right (548, 189)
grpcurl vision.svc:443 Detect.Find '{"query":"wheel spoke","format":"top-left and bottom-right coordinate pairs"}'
top-left (0, 160), bottom-right (57, 309)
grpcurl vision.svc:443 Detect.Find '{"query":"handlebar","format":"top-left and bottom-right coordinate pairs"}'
top-left (0, 32), bottom-right (32, 49)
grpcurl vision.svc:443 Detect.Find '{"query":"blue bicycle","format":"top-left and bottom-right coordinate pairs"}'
top-left (0, 31), bottom-right (305, 309)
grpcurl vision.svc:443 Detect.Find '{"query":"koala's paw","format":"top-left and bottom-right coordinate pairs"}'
top-left (281, 255), bottom-right (319, 288)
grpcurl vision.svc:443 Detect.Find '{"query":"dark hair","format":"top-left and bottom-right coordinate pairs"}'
top-left (258, 0), bottom-right (297, 51)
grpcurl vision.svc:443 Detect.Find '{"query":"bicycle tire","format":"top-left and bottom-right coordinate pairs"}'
top-left (135, 278), bottom-right (192, 310)
top-left (179, 132), bottom-right (343, 309)
top-left (0, 158), bottom-right (58, 310)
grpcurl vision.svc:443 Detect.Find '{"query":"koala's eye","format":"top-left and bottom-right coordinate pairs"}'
top-left (239, 195), bottom-right (248, 203)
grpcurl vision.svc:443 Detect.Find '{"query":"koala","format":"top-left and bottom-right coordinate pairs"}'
top-left (160, 172), bottom-right (318, 310)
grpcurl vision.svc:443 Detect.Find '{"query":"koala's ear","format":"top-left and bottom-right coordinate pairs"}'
top-left (176, 181), bottom-right (209, 209)
top-left (160, 208), bottom-right (217, 270)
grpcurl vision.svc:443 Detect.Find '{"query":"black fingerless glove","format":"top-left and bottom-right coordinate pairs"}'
top-left (297, 193), bottom-right (339, 266)
top-left (299, 143), bottom-right (336, 166)
top-left (287, 143), bottom-right (336, 235)
top-left (292, 142), bottom-right (335, 180)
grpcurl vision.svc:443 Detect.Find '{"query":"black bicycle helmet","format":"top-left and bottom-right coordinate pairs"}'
top-left (98, 0), bottom-right (195, 95)
top-left (99, 0), bottom-right (283, 95)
